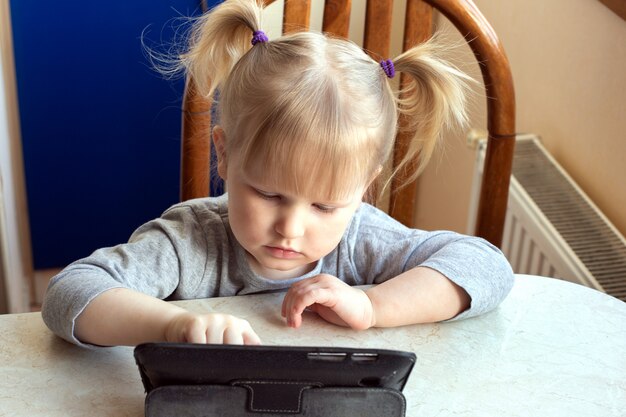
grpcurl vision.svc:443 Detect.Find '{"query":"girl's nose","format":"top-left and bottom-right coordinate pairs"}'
top-left (275, 206), bottom-right (306, 239)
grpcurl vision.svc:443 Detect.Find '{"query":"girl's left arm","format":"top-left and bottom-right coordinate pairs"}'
top-left (283, 205), bottom-right (514, 329)
top-left (365, 266), bottom-right (470, 327)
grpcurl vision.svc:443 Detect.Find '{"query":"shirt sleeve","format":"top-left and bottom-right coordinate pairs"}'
top-left (41, 203), bottom-right (210, 346)
top-left (346, 203), bottom-right (515, 320)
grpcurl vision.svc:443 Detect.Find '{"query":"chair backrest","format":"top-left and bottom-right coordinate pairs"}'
top-left (180, 0), bottom-right (515, 248)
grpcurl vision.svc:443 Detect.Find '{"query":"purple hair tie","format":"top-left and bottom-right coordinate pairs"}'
top-left (251, 30), bottom-right (269, 46)
top-left (380, 59), bottom-right (395, 79)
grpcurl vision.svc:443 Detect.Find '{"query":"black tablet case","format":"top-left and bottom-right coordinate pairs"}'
top-left (134, 343), bottom-right (415, 417)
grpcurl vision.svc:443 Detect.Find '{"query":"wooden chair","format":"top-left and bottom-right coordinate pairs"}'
top-left (181, 0), bottom-right (515, 248)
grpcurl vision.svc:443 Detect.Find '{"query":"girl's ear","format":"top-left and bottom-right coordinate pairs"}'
top-left (212, 125), bottom-right (228, 180)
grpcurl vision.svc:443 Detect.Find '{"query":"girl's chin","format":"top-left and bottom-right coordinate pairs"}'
top-left (249, 256), bottom-right (316, 279)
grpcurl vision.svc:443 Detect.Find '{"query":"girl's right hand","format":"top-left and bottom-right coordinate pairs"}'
top-left (164, 312), bottom-right (261, 345)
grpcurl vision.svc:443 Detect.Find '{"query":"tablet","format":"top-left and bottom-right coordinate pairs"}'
top-left (134, 343), bottom-right (416, 393)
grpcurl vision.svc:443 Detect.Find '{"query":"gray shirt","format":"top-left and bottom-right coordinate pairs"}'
top-left (42, 194), bottom-right (514, 346)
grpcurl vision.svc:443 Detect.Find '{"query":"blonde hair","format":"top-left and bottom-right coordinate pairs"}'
top-left (179, 0), bottom-right (470, 202)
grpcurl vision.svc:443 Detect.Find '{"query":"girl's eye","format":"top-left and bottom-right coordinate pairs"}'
top-left (314, 204), bottom-right (336, 214)
top-left (255, 189), bottom-right (280, 200)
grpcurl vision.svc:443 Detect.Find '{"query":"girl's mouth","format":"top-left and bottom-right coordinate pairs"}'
top-left (265, 246), bottom-right (302, 259)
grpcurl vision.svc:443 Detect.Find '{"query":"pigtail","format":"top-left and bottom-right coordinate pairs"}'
top-left (180, 0), bottom-right (265, 98)
top-left (390, 38), bottom-right (472, 186)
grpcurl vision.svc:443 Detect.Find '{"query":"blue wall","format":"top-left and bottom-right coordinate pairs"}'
top-left (10, 1), bottom-right (216, 269)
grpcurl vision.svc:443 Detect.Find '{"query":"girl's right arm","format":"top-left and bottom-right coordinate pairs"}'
top-left (75, 287), bottom-right (261, 346)
top-left (41, 197), bottom-right (257, 347)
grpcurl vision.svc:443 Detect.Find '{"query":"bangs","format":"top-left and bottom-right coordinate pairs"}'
top-left (241, 115), bottom-right (378, 203)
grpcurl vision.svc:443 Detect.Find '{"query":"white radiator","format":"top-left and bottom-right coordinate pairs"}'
top-left (468, 134), bottom-right (626, 302)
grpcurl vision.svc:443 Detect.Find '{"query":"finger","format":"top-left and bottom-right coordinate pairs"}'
top-left (281, 288), bottom-right (313, 322)
top-left (292, 287), bottom-right (334, 313)
top-left (283, 276), bottom-right (342, 327)
top-left (282, 291), bottom-right (305, 328)
top-left (286, 289), bottom-right (332, 328)
top-left (206, 323), bottom-right (225, 344)
top-left (282, 277), bottom-right (318, 317)
top-left (223, 326), bottom-right (244, 345)
top-left (289, 309), bottom-right (303, 328)
top-left (282, 305), bottom-right (299, 326)
top-left (282, 287), bottom-right (307, 325)
top-left (243, 329), bottom-right (262, 345)
top-left (184, 320), bottom-right (207, 344)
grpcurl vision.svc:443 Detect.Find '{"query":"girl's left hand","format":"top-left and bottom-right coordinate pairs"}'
top-left (281, 274), bottom-right (375, 330)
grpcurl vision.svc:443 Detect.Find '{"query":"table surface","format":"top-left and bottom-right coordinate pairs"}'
top-left (1, 274), bottom-right (625, 417)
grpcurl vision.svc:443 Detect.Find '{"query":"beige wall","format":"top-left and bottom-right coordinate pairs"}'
top-left (415, 0), bottom-right (626, 238)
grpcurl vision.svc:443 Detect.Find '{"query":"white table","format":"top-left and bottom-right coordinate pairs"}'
top-left (1, 275), bottom-right (625, 416)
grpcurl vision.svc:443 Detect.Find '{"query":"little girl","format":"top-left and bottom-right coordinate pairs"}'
top-left (42, 0), bottom-right (514, 347)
